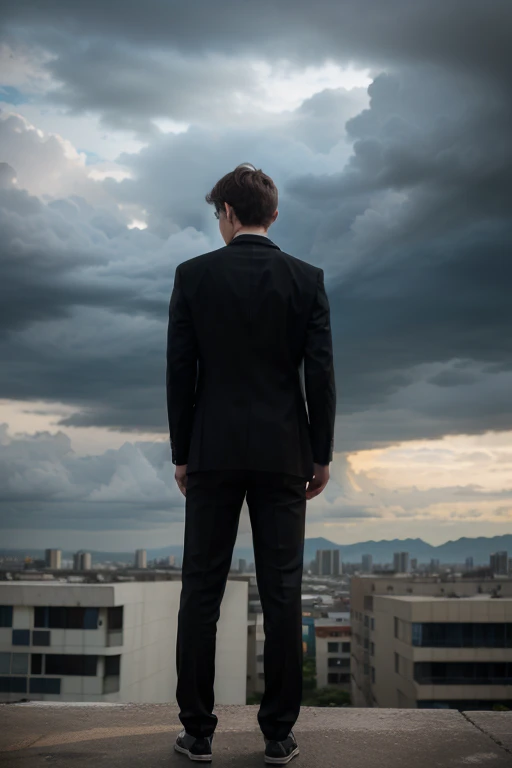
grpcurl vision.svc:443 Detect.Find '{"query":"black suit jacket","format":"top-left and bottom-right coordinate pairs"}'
top-left (166, 233), bottom-right (336, 481)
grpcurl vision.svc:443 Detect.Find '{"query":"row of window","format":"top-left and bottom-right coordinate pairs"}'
top-left (12, 630), bottom-right (50, 646)
top-left (0, 653), bottom-right (120, 678)
top-left (414, 662), bottom-right (512, 685)
top-left (411, 623), bottom-right (512, 648)
top-left (0, 677), bottom-right (60, 694)
top-left (0, 606), bottom-right (123, 631)
top-left (35, 607), bottom-right (99, 630)
top-left (327, 657), bottom-right (350, 668)
top-left (328, 673), bottom-right (350, 684)
top-left (327, 642), bottom-right (351, 653)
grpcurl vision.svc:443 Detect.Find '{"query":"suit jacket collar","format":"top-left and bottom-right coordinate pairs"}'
top-left (227, 234), bottom-right (281, 251)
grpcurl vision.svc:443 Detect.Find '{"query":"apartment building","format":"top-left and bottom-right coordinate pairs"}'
top-left (247, 611), bottom-right (265, 697)
top-left (315, 550), bottom-right (341, 577)
top-left (351, 575), bottom-right (512, 709)
top-left (0, 577), bottom-right (248, 704)
top-left (315, 617), bottom-right (351, 692)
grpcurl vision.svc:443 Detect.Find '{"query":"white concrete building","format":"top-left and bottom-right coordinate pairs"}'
top-left (73, 552), bottom-right (92, 571)
top-left (45, 550), bottom-right (61, 569)
top-left (314, 617), bottom-right (351, 692)
top-left (0, 578), bottom-right (248, 704)
top-left (134, 550), bottom-right (147, 569)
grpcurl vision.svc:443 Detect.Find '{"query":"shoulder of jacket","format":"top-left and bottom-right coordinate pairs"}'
top-left (279, 251), bottom-right (322, 277)
top-left (176, 247), bottom-right (227, 272)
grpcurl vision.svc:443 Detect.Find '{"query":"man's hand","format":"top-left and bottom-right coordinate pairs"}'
top-left (175, 464), bottom-right (188, 497)
top-left (306, 462), bottom-right (330, 501)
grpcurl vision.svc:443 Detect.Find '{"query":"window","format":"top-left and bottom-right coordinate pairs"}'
top-left (395, 652), bottom-right (400, 674)
top-left (104, 655), bottom-right (120, 677)
top-left (328, 657), bottom-right (350, 668)
top-left (12, 630), bottom-right (30, 646)
top-left (0, 653), bottom-right (10, 673)
top-left (45, 654), bottom-right (98, 676)
top-left (29, 678), bottom-right (61, 694)
top-left (258, 672), bottom-right (265, 680)
top-left (394, 617), bottom-right (399, 639)
top-left (108, 607), bottom-right (123, 631)
top-left (411, 623), bottom-right (512, 648)
top-left (329, 631), bottom-right (340, 637)
top-left (256, 654), bottom-right (264, 662)
top-left (34, 607), bottom-right (99, 630)
top-left (371, 618), bottom-right (375, 631)
top-left (364, 664), bottom-right (369, 675)
top-left (371, 667), bottom-right (376, 683)
top-left (414, 661), bottom-right (512, 685)
top-left (0, 606), bottom-right (13, 627)
top-left (342, 642), bottom-right (351, 653)
top-left (370, 642), bottom-right (375, 656)
top-left (328, 643), bottom-right (339, 653)
top-left (0, 677), bottom-right (27, 693)
top-left (31, 654), bottom-right (43, 675)
top-left (11, 653), bottom-right (29, 675)
top-left (327, 672), bottom-right (351, 684)
top-left (32, 631), bottom-right (50, 646)
top-left (364, 615), bottom-right (369, 628)
top-left (364, 596), bottom-right (373, 612)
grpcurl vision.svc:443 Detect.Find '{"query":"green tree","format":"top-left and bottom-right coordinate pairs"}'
top-left (302, 687), bottom-right (351, 707)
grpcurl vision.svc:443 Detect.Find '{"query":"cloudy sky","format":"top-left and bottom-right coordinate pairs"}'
top-left (1, 0), bottom-right (511, 554)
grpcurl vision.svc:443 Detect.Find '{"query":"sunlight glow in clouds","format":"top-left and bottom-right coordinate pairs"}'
top-left (241, 60), bottom-right (372, 113)
top-left (349, 432), bottom-right (512, 494)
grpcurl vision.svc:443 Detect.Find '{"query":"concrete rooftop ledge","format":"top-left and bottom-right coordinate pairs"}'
top-left (1, 703), bottom-right (511, 767)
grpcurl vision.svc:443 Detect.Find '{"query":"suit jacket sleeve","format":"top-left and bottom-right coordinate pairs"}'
top-left (303, 268), bottom-right (336, 465)
top-left (166, 264), bottom-right (198, 465)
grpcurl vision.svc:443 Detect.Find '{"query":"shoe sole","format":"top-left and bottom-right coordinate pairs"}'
top-left (174, 743), bottom-right (213, 762)
top-left (264, 746), bottom-right (300, 764)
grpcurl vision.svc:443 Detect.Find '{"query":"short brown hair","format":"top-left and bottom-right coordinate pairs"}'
top-left (205, 163), bottom-right (278, 228)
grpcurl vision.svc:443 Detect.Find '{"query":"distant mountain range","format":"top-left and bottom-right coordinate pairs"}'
top-left (1, 534), bottom-right (511, 566)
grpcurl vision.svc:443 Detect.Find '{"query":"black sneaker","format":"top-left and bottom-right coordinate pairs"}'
top-left (174, 729), bottom-right (213, 762)
top-left (264, 731), bottom-right (299, 764)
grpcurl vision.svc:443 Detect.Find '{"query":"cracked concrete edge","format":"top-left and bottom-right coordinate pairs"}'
top-left (462, 712), bottom-right (512, 755)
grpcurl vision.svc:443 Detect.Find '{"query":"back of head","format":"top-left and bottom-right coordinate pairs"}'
top-left (205, 163), bottom-right (278, 228)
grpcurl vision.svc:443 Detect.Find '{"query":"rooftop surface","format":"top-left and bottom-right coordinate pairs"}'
top-left (380, 594), bottom-right (512, 602)
top-left (1, 704), bottom-right (511, 767)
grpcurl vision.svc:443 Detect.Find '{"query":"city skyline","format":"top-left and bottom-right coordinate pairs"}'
top-left (1, 1), bottom-right (511, 550)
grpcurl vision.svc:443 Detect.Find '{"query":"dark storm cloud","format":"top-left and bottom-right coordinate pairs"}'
top-left (0, 425), bottom-right (186, 531)
top-left (1, 0), bottom-right (511, 132)
top-left (1, 53), bottom-right (511, 447)
top-left (0, 1), bottom-right (510, 457)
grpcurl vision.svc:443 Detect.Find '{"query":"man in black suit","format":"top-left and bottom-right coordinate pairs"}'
top-left (167, 163), bottom-right (336, 764)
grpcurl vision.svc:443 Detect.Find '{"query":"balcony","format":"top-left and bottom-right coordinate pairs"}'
top-left (1, 703), bottom-right (511, 767)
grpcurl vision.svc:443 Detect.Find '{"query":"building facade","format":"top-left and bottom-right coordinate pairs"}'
top-left (316, 550), bottom-right (341, 577)
top-left (393, 552), bottom-right (410, 573)
top-left (315, 618), bottom-right (351, 692)
top-left (134, 550), bottom-right (147, 569)
top-left (45, 550), bottom-right (61, 570)
top-left (73, 552), bottom-right (92, 571)
top-left (351, 575), bottom-right (512, 710)
top-left (490, 552), bottom-right (509, 576)
top-left (0, 578), bottom-right (248, 704)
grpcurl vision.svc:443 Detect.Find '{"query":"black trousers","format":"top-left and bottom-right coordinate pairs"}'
top-left (176, 469), bottom-right (307, 742)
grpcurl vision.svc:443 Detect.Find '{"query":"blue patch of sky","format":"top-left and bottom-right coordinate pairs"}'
top-left (0, 86), bottom-right (30, 105)
top-left (78, 149), bottom-right (104, 165)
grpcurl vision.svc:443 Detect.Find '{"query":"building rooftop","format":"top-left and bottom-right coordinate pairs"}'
top-left (1, 703), bottom-right (511, 767)
top-left (379, 594), bottom-right (512, 602)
